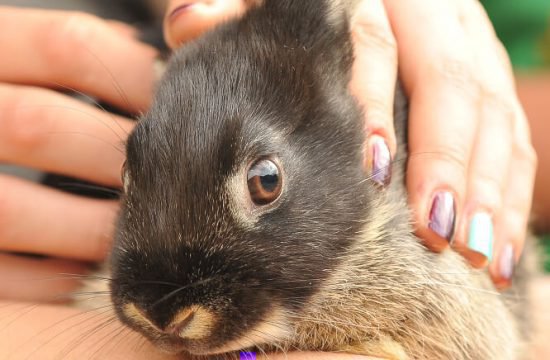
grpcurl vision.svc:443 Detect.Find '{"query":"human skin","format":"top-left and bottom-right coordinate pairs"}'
top-left (0, 7), bottom-right (152, 301)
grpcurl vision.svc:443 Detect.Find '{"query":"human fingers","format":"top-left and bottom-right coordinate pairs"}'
top-left (349, 0), bottom-right (397, 185)
top-left (0, 253), bottom-right (89, 302)
top-left (0, 84), bottom-right (133, 187)
top-left (0, 6), bottom-right (158, 113)
top-left (383, 0), bottom-right (477, 253)
top-left (0, 175), bottom-right (119, 262)
top-left (453, 0), bottom-right (537, 286)
top-left (384, 0), bottom-right (535, 274)
top-left (450, 1), bottom-right (530, 270)
top-left (490, 109), bottom-right (537, 288)
top-left (163, 0), bottom-right (248, 49)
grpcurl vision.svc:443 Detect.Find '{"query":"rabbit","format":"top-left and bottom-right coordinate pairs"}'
top-left (107, 0), bottom-right (531, 359)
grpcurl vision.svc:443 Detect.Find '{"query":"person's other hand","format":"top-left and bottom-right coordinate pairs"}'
top-left (0, 6), bottom-right (158, 302)
top-left (163, 0), bottom-right (537, 289)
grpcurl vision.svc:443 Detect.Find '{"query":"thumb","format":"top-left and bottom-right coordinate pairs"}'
top-left (163, 0), bottom-right (249, 49)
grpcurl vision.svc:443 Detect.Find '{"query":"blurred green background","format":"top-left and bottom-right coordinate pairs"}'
top-left (483, 0), bottom-right (550, 69)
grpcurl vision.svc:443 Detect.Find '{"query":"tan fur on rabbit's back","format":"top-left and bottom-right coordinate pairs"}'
top-left (256, 193), bottom-right (525, 360)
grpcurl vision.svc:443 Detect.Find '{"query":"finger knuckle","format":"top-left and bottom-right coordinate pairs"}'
top-left (41, 12), bottom-right (102, 78)
top-left (412, 142), bottom-right (469, 178)
top-left (504, 199), bottom-right (531, 231)
top-left (352, 14), bottom-right (396, 56)
top-left (0, 88), bottom-right (51, 151)
top-left (518, 142), bottom-right (538, 170)
top-left (473, 172), bottom-right (505, 211)
top-left (427, 56), bottom-right (479, 98)
top-left (481, 91), bottom-right (516, 129)
top-left (364, 91), bottom-right (392, 120)
top-left (436, 144), bottom-right (469, 172)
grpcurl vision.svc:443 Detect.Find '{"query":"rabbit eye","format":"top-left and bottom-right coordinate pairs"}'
top-left (247, 158), bottom-right (282, 205)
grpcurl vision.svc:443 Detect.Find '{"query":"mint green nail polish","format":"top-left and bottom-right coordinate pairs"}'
top-left (468, 212), bottom-right (494, 261)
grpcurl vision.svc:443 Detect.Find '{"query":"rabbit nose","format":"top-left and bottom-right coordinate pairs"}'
top-left (122, 303), bottom-right (215, 340)
top-left (164, 306), bottom-right (215, 339)
top-left (165, 308), bottom-right (195, 337)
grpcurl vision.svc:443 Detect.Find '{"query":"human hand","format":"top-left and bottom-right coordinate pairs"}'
top-left (378, 0), bottom-right (537, 289)
top-left (0, 6), bottom-right (157, 302)
top-left (163, 0), bottom-right (537, 289)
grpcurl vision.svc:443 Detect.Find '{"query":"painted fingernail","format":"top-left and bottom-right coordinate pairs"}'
top-left (370, 137), bottom-right (391, 186)
top-left (428, 191), bottom-right (456, 241)
top-left (468, 212), bottom-right (494, 261)
top-left (499, 244), bottom-right (515, 282)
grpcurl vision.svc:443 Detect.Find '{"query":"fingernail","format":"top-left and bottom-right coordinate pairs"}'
top-left (428, 191), bottom-right (456, 241)
top-left (467, 212), bottom-right (494, 261)
top-left (499, 244), bottom-right (515, 281)
top-left (170, 3), bottom-right (195, 22)
top-left (370, 136), bottom-right (391, 186)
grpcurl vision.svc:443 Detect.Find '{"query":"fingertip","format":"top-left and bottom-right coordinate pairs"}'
top-left (163, 0), bottom-right (248, 49)
top-left (413, 189), bottom-right (457, 253)
top-left (489, 212), bottom-right (527, 289)
top-left (490, 243), bottom-right (516, 290)
top-left (406, 165), bottom-right (460, 255)
top-left (415, 227), bottom-right (451, 253)
top-left (364, 124), bottom-right (397, 158)
top-left (428, 190), bottom-right (457, 241)
top-left (450, 211), bottom-right (495, 269)
top-left (365, 135), bottom-right (392, 186)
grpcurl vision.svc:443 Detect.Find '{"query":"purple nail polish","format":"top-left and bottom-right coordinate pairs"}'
top-left (428, 191), bottom-right (456, 241)
top-left (371, 138), bottom-right (391, 186)
top-left (499, 244), bottom-right (515, 281)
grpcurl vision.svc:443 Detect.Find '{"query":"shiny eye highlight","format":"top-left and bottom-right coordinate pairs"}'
top-left (247, 158), bottom-right (282, 205)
